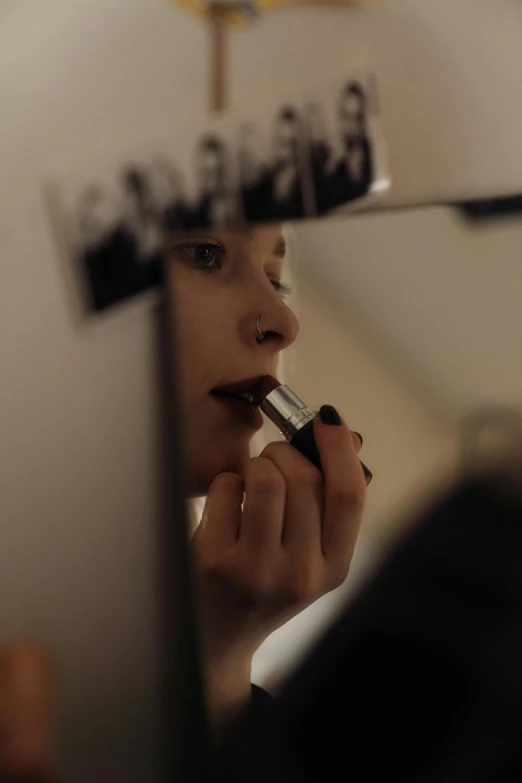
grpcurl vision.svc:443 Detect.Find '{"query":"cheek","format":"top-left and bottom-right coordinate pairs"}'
top-left (167, 270), bottom-right (227, 400)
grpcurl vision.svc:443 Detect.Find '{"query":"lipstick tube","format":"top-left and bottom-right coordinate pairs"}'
top-left (260, 385), bottom-right (373, 486)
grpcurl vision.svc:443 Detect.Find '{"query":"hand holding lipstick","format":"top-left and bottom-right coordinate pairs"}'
top-left (259, 377), bottom-right (372, 486)
top-left (191, 406), bottom-right (366, 743)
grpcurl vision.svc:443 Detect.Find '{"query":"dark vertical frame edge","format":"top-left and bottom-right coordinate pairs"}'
top-left (155, 273), bottom-right (217, 781)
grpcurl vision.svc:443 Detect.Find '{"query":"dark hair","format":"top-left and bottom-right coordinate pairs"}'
top-left (123, 167), bottom-right (149, 200)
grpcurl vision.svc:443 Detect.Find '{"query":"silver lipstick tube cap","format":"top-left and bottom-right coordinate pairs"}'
top-left (260, 385), bottom-right (315, 441)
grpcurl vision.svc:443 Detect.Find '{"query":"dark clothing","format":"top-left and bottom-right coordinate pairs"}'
top-left (219, 474), bottom-right (522, 783)
top-left (183, 193), bottom-right (238, 230)
top-left (242, 172), bottom-right (274, 223)
top-left (312, 139), bottom-right (373, 215)
top-left (242, 167), bottom-right (306, 224)
top-left (218, 685), bottom-right (275, 781)
top-left (163, 199), bottom-right (193, 233)
top-left (249, 684), bottom-right (275, 713)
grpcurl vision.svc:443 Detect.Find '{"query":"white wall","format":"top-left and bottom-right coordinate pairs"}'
top-left (295, 206), bottom-right (522, 423)
top-left (252, 258), bottom-right (461, 686)
top-left (252, 204), bottom-right (522, 686)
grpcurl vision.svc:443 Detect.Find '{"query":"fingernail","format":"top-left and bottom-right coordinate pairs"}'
top-left (319, 405), bottom-right (342, 426)
top-left (361, 461), bottom-right (373, 486)
top-left (354, 431), bottom-right (364, 447)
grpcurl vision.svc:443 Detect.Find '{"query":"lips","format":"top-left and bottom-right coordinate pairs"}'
top-left (210, 375), bottom-right (269, 407)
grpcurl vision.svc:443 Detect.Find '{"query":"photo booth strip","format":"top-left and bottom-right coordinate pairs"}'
top-left (46, 73), bottom-right (389, 317)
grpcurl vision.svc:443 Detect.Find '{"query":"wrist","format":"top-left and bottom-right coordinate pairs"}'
top-left (202, 654), bottom-right (253, 745)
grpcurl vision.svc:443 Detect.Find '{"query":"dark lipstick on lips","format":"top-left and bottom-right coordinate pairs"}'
top-left (210, 376), bottom-right (267, 429)
top-left (260, 376), bottom-right (373, 486)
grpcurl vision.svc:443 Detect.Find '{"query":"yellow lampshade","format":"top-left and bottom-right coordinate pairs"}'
top-left (170, 0), bottom-right (379, 26)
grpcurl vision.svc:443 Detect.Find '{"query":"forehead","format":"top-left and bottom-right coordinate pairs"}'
top-left (220, 226), bottom-right (286, 261)
top-left (249, 225), bottom-right (286, 257)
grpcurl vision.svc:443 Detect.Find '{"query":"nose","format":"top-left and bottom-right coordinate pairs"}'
top-left (242, 298), bottom-right (300, 354)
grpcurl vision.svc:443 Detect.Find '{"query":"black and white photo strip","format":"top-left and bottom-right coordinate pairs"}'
top-left (303, 75), bottom-right (389, 216)
top-left (238, 101), bottom-right (316, 223)
top-left (49, 75), bottom-right (387, 317)
top-left (49, 114), bottom-right (245, 316)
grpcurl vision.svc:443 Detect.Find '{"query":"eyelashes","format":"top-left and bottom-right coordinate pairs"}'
top-left (171, 241), bottom-right (293, 301)
top-left (271, 281), bottom-right (293, 300)
top-left (175, 241), bottom-right (225, 271)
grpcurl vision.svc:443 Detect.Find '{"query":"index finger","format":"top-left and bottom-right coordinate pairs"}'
top-left (313, 411), bottom-right (367, 565)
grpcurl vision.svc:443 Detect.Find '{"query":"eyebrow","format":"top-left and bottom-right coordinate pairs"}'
top-left (273, 237), bottom-right (286, 258)
top-left (248, 229), bottom-right (286, 258)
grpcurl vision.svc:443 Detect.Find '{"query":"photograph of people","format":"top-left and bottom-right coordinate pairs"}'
top-left (240, 105), bottom-right (310, 223)
top-left (189, 134), bottom-right (241, 229)
top-left (310, 81), bottom-right (374, 215)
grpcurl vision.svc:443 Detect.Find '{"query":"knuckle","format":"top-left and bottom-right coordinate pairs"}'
top-left (247, 458), bottom-right (284, 492)
top-left (289, 466), bottom-right (323, 491)
top-left (260, 444), bottom-right (324, 491)
top-left (210, 472), bottom-right (242, 493)
top-left (329, 481), bottom-right (365, 510)
top-left (339, 428), bottom-right (356, 448)
top-left (250, 472), bottom-right (277, 493)
top-left (260, 442), bottom-right (287, 460)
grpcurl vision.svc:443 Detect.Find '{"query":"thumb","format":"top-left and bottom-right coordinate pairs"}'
top-left (0, 644), bottom-right (57, 783)
top-left (194, 473), bottom-right (244, 551)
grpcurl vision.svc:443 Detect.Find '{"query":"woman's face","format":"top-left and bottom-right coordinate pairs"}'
top-left (167, 225), bottom-right (300, 497)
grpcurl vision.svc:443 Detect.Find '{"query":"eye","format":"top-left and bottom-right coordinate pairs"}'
top-left (176, 242), bottom-right (225, 273)
top-left (271, 280), bottom-right (293, 301)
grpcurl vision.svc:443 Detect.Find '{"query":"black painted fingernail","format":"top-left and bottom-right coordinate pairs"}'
top-left (319, 405), bottom-right (342, 426)
top-left (354, 431), bottom-right (364, 447)
top-left (361, 461), bottom-right (373, 486)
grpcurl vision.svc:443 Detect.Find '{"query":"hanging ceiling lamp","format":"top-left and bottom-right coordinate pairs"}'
top-left (168, 0), bottom-right (382, 110)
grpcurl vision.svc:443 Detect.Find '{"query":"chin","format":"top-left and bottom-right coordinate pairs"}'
top-left (187, 443), bottom-right (251, 498)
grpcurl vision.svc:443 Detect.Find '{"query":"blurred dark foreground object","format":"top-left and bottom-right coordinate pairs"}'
top-left (457, 193), bottom-right (522, 221)
top-left (219, 448), bottom-right (522, 783)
